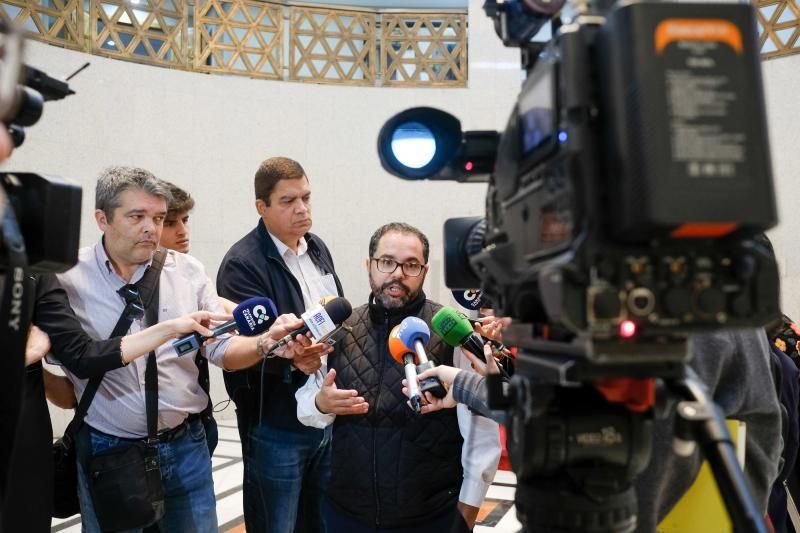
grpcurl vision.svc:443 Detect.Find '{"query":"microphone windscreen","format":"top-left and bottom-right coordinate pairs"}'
top-left (388, 324), bottom-right (412, 365)
top-left (451, 289), bottom-right (487, 311)
top-left (396, 316), bottom-right (430, 349)
top-left (232, 297), bottom-right (278, 336)
top-left (316, 295), bottom-right (338, 306)
top-left (431, 307), bottom-right (474, 347)
top-left (323, 297), bottom-right (353, 325)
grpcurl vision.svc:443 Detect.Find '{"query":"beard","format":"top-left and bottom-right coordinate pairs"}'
top-left (370, 277), bottom-right (416, 309)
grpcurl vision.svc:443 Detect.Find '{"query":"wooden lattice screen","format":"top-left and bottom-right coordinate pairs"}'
top-left (758, 0), bottom-right (800, 59)
top-left (195, 0), bottom-right (282, 79)
top-left (91, 0), bottom-right (188, 67)
top-left (0, 0), bottom-right (82, 49)
top-left (0, 0), bottom-right (472, 86)
top-left (381, 12), bottom-right (467, 87)
top-left (289, 5), bottom-right (375, 85)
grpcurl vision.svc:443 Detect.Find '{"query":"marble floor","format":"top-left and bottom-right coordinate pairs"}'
top-left (50, 421), bottom-right (521, 533)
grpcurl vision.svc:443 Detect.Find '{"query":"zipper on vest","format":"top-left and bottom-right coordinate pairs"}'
top-left (372, 313), bottom-right (390, 527)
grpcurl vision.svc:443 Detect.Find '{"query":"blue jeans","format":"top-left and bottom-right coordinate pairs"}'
top-left (324, 502), bottom-right (471, 533)
top-left (76, 419), bottom-right (218, 533)
top-left (244, 423), bottom-right (332, 533)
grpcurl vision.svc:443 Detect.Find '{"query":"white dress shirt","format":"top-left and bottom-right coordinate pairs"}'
top-left (55, 242), bottom-right (231, 438)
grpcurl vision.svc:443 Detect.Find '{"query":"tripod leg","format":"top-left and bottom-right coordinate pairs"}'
top-left (670, 380), bottom-right (768, 533)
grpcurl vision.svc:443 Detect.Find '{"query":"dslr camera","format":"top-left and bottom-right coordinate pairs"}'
top-left (377, 0), bottom-right (779, 531)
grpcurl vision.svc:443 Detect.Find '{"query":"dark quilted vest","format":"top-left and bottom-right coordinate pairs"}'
top-left (327, 293), bottom-right (464, 528)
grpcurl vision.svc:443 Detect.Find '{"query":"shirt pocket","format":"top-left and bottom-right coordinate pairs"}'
top-left (310, 273), bottom-right (339, 299)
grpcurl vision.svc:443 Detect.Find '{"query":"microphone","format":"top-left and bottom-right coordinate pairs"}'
top-left (311, 295), bottom-right (352, 347)
top-left (173, 297), bottom-right (278, 356)
top-left (266, 297), bottom-right (353, 356)
top-left (392, 316), bottom-right (447, 400)
top-left (431, 307), bottom-right (487, 363)
top-left (389, 324), bottom-right (423, 413)
top-left (451, 288), bottom-right (487, 311)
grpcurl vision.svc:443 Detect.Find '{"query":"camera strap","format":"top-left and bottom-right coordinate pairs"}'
top-left (0, 201), bottom-right (32, 500)
top-left (66, 248), bottom-right (167, 441)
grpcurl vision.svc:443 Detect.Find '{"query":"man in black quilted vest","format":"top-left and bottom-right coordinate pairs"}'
top-left (297, 222), bottom-right (501, 532)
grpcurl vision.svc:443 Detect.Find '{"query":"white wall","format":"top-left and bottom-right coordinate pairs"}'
top-left (762, 54), bottom-right (800, 319)
top-left (10, 0), bottom-right (521, 434)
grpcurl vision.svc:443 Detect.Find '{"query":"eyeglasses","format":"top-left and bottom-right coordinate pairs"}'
top-left (371, 257), bottom-right (425, 277)
top-left (118, 284), bottom-right (145, 321)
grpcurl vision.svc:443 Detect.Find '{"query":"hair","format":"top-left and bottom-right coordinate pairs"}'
top-left (369, 222), bottom-right (430, 263)
top-left (163, 181), bottom-right (195, 217)
top-left (254, 157), bottom-right (307, 206)
top-left (95, 166), bottom-right (172, 221)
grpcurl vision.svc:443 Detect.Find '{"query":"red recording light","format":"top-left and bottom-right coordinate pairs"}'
top-left (620, 320), bottom-right (636, 338)
top-left (464, 161), bottom-right (474, 171)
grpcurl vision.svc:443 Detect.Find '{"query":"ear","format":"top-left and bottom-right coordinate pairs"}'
top-left (95, 209), bottom-right (109, 232)
top-left (365, 257), bottom-right (371, 273)
top-left (255, 199), bottom-right (268, 218)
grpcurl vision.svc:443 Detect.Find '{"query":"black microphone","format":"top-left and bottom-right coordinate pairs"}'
top-left (266, 297), bottom-right (352, 356)
top-left (172, 297), bottom-right (278, 356)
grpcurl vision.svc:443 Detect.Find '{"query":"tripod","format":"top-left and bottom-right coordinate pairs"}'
top-left (491, 333), bottom-right (768, 533)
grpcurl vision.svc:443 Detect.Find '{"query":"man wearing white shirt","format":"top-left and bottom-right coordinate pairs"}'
top-left (296, 222), bottom-right (501, 532)
top-left (217, 157), bottom-right (343, 533)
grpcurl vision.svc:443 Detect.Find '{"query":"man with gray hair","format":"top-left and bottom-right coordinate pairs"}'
top-left (56, 166), bottom-right (320, 532)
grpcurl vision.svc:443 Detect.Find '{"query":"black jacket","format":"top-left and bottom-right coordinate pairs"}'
top-left (1, 274), bottom-right (125, 531)
top-left (327, 292), bottom-right (464, 528)
top-left (34, 273), bottom-right (123, 378)
top-left (216, 220), bottom-right (343, 431)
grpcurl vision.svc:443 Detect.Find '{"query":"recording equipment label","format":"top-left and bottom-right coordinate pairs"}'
top-left (300, 306), bottom-right (337, 341)
top-left (452, 289), bottom-right (486, 310)
top-left (656, 19), bottom-right (747, 181)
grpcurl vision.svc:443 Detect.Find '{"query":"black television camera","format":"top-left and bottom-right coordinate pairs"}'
top-left (377, 0), bottom-right (778, 531)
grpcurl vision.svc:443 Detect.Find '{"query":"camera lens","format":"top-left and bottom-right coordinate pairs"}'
top-left (6, 86), bottom-right (43, 127)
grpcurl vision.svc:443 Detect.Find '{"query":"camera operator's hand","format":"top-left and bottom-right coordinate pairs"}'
top-left (25, 325), bottom-right (51, 366)
top-left (315, 368), bottom-right (369, 415)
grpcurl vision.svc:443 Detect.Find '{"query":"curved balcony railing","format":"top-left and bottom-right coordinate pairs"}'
top-left (0, 0), bottom-right (468, 87)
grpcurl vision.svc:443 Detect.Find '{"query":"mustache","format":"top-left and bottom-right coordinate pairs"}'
top-left (382, 280), bottom-right (410, 293)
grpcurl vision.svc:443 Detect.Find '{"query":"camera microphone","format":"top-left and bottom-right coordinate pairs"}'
top-left (265, 297), bottom-right (352, 356)
top-left (172, 296), bottom-right (278, 356)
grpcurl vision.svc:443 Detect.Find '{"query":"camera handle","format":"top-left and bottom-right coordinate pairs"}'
top-left (666, 372), bottom-right (768, 533)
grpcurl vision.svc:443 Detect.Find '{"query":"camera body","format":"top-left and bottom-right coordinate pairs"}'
top-left (378, 1), bottom-right (780, 530)
top-left (452, 1), bottom-right (779, 347)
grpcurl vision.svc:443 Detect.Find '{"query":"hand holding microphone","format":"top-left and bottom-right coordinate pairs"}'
top-left (388, 317), bottom-right (447, 413)
top-left (389, 324), bottom-right (424, 413)
top-left (265, 297), bottom-right (353, 356)
top-left (431, 307), bottom-right (509, 376)
top-left (172, 297), bottom-right (277, 356)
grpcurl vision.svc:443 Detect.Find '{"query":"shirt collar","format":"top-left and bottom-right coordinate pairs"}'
top-left (268, 230), bottom-right (307, 259)
top-left (94, 236), bottom-right (153, 284)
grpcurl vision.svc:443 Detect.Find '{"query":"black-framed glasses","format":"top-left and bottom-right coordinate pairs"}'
top-left (118, 284), bottom-right (145, 321)
top-left (371, 257), bottom-right (425, 277)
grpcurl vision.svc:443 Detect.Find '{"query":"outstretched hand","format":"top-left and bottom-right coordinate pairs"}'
top-left (166, 310), bottom-right (231, 340)
top-left (315, 369), bottom-right (369, 415)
